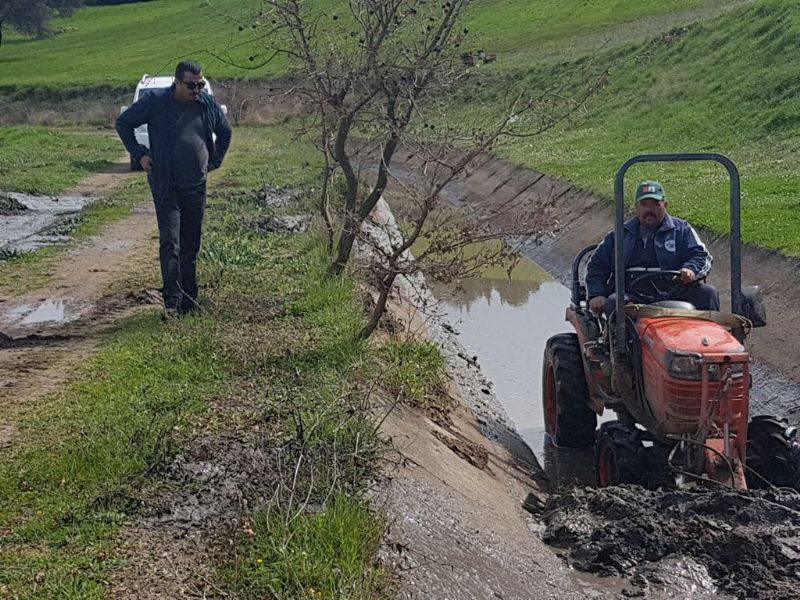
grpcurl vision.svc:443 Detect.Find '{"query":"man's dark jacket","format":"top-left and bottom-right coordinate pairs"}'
top-left (115, 84), bottom-right (232, 201)
top-left (586, 215), bottom-right (713, 299)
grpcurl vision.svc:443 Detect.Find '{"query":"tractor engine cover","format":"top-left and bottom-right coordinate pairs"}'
top-left (636, 317), bottom-right (749, 437)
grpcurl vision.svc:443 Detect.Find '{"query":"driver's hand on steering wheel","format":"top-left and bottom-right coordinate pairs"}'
top-left (679, 268), bottom-right (696, 284)
top-left (589, 295), bottom-right (606, 315)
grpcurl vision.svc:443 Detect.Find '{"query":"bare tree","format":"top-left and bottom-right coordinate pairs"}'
top-left (351, 113), bottom-right (549, 340)
top-left (211, 0), bottom-right (604, 337)
top-left (213, 1), bottom-right (481, 273)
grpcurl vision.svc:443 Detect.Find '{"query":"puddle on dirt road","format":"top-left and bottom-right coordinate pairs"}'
top-left (2, 299), bottom-right (83, 330)
top-left (0, 191), bottom-right (96, 255)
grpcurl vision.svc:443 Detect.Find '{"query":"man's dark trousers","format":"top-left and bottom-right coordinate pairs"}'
top-left (154, 183), bottom-right (206, 311)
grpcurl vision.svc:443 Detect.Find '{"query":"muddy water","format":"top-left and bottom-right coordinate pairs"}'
top-left (427, 251), bottom-right (616, 484)
top-left (4, 300), bottom-right (71, 326)
top-left (429, 264), bottom-right (562, 451)
top-left (0, 191), bottom-right (96, 254)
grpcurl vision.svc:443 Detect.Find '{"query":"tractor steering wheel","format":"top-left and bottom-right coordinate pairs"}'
top-left (627, 269), bottom-right (698, 304)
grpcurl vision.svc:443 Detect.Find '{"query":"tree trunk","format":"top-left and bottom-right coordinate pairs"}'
top-left (358, 272), bottom-right (396, 340)
top-left (327, 114), bottom-right (359, 277)
top-left (319, 158), bottom-right (334, 255)
top-left (328, 134), bottom-right (400, 277)
top-left (358, 134), bottom-right (399, 222)
top-left (328, 211), bottom-right (358, 277)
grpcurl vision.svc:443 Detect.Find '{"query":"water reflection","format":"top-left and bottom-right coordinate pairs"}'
top-left (443, 274), bottom-right (544, 309)
top-left (542, 439), bottom-right (596, 490)
top-left (435, 271), bottom-right (574, 465)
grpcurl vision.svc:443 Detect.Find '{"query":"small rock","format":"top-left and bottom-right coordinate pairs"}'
top-left (253, 214), bottom-right (312, 234)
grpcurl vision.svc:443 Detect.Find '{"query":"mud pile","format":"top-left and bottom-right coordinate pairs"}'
top-left (0, 193), bottom-right (26, 215)
top-left (537, 486), bottom-right (800, 598)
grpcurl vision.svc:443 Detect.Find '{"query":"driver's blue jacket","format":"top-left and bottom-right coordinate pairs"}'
top-left (586, 215), bottom-right (713, 299)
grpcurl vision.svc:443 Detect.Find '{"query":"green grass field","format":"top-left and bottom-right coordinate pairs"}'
top-left (0, 0), bottom-right (729, 90)
top-left (3, 0), bottom-right (800, 254)
top-left (0, 127), bottom-right (121, 194)
top-left (492, 0), bottom-right (800, 254)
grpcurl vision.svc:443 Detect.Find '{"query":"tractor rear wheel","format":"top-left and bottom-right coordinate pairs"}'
top-left (594, 421), bottom-right (644, 487)
top-left (542, 333), bottom-right (596, 448)
top-left (746, 415), bottom-right (800, 490)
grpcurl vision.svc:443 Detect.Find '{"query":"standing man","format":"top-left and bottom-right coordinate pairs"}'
top-left (586, 180), bottom-right (720, 317)
top-left (116, 60), bottom-right (232, 316)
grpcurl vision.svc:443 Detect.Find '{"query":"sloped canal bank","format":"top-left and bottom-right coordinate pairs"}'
top-left (377, 149), bottom-right (800, 597)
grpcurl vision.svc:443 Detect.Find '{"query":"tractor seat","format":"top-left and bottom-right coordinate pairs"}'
top-left (650, 300), bottom-right (696, 310)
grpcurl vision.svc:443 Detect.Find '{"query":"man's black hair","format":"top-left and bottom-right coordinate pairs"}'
top-left (175, 60), bottom-right (203, 81)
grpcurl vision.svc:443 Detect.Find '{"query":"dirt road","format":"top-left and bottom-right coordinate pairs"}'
top-left (0, 160), bottom-right (157, 449)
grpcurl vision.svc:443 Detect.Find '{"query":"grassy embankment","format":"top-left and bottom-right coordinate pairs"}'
top-left (0, 0), bottom-right (724, 91)
top-left (465, 0), bottom-right (800, 254)
top-left (0, 124), bottom-right (446, 599)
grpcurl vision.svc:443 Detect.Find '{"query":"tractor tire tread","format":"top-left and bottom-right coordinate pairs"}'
top-left (543, 333), bottom-right (596, 448)
top-left (595, 421), bottom-right (644, 486)
top-left (746, 415), bottom-right (800, 490)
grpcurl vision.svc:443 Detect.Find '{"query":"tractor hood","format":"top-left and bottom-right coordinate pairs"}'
top-left (637, 317), bottom-right (746, 358)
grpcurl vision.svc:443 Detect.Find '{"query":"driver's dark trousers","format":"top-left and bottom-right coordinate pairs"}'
top-left (603, 283), bottom-right (720, 317)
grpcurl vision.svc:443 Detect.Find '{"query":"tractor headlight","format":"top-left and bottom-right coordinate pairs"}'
top-left (668, 352), bottom-right (703, 380)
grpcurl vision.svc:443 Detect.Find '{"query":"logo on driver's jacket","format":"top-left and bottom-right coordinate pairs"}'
top-left (664, 239), bottom-right (676, 252)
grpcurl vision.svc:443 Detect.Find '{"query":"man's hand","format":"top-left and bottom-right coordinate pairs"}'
top-left (589, 295), bottom-right (606, 315)
top-left (679, 268), bottom-right (696, 283)
top-left (139, 155), bottom-right (153, 173)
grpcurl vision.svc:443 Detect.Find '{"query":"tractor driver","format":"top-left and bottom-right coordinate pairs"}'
top-left (586, 180), bottom-right (720, 317)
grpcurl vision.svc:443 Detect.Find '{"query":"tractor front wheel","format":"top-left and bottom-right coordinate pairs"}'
top-left (594, 421), bottom-right (644, 487)
top-left (746, 415), bottom-right (800, 490)
top-left (542, 333), bottom-right (596, 448)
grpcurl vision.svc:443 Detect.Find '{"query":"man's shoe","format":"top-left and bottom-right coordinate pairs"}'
top-left (162, 307), bottom-right (179, 321)
top-left (178, 297), bottom-right (202, 316)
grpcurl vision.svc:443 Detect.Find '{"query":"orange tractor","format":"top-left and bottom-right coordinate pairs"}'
top-left (542, 154), bottom-right (799, 490)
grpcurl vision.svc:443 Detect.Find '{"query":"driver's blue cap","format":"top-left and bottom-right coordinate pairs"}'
top-left (635, 180), bottom-right (666, 202)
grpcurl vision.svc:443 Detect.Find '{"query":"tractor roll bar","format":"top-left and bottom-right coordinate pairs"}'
top-left (614, 153), bottom-right (741, 358)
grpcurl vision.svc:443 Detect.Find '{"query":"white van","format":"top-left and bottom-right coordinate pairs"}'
top-left (120, 74), bottom-right (227, 171)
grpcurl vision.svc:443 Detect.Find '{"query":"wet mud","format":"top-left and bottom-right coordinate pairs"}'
top-left (0, 193), bottom-right (26, 215)
top-left (0, 330), bottom-right (73, 349)
top-left (532, 485), bottom-right (800, 599)
top-left (0, 191), bottom-right (96, 255)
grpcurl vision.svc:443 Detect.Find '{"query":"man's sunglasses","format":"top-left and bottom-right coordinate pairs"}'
top-left (180, 79), bottom-right (206, 90)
